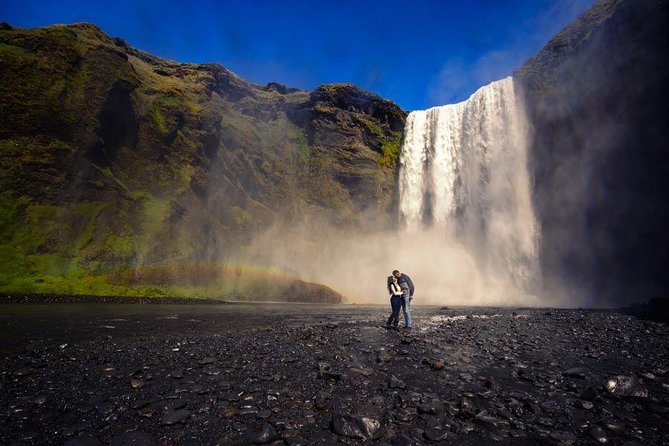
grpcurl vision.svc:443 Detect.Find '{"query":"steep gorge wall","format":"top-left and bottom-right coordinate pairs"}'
top-left (516, 0), bottom-right (669, 305)
top-left (0, 23), bottom-right (405, 298)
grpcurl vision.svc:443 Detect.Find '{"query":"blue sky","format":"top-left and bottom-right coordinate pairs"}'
top-left (2, 0), bottom-right (593, 110)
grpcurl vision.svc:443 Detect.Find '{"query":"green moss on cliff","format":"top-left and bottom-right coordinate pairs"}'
top-left (379, 131), bottom-right (402, 167)
top-left (0, 22), bottom-right (406, 300)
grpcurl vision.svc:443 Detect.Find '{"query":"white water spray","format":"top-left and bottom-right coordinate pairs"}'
top-left (398, 77), bottom-right (539, 300)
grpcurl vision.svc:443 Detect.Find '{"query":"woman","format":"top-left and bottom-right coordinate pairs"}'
top-left (387, 276), bottom-right (404, 329)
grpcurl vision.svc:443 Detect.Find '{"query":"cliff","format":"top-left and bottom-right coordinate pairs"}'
top-left (0, 22), bottom-right (405, 300)
top-left (516, 0), bottom-right (669, 304)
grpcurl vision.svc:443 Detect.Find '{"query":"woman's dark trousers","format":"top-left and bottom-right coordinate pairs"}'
top-left (387, 296), bottom-right (402, 327)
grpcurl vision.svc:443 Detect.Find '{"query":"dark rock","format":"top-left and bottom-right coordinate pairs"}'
top-left (138, 407), bottom-right (155, 417)
top-left (474, 410), bottom-right (499, 427)
top-left (377, 348), bottom-right (392, 363)
top-left (65, 437), bottom-right (102, 446)
top-left (563, 367), bottom-right (588, 379)
top-left (257, 409), bottom-right (272, 419)
top-left (330, 414), bottom-right (382, 440)
top-left (322, 371), bottom-right (342, 381)
top-left (601, 420), bottom-right (626, 434)
top-left (265, 82), bottom-right (303, 95)
top-left (130, 378), bottom-right (144, 389)
top-left (165, 398), bottom-right (188, 410)
top-left (0, 22), bottom-right (13, 30)
top-left (161, 409), bottom-right (190, 425)
top-left (576, 400), bottom-right (594, 410)
top-left (459, 396), bottom-right (476, 418)
top-left (238, 405), bottom-right (260, 416)
top-left (347, 367), bottom-right (373, 378)
top-left (12, 368), bottom-right (33, 377)
top-left (549, 430), bottom-right (576, 442)
top-left (284, 435), bottom-right (310, 446)
top-left (524, 400), bottom-right (542, 414)
top-left (418, 399), bottom-right (445, 416)
top-left (217, 406), bottom-right (237, 419)
top-left (110, 431), bottom-right (156, 446)
top-left (112, 37), bottom-right (129, 48)
top-left (423, 427), bottom-right (448, 442)
top-left (483, 377), bottom-right (500, 390)
top-left (605, 375), bottom-right (649, 398)
top-left (517, 369), bottom-right (535, 382)
top-left (579, 386), bottom-right (600, 401)
top-left (389, 375), bottom-right (406, 389)
top-left (588, 425), bottom-right (608, 444)
top-left (431, 359), bottom-right (445, 371)
top-left (198, 357), bottom-right (215, 365)
top-left (619, 297), bottom-right (669, 323)
top-left (129, 399), bottom-right (150, 409)
top-left (243, 423), bottom-right (278, 444)
top-left (93, 401), bottom-right (113, 415)
top-left (390, 409), bottom-right (415, 422)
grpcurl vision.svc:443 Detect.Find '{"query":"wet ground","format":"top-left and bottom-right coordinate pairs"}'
top-left (0, 303), bottom-right (667, 445)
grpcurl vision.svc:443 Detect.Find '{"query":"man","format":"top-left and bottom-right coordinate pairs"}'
top-left (386, 269), bottom-right (415, 330)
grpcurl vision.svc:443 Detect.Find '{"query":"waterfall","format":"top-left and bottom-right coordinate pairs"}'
top-left (398, 77), bottom-right (539, 294)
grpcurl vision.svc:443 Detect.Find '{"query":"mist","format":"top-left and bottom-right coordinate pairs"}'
top-left (242, 219), bottom-right (545, 307)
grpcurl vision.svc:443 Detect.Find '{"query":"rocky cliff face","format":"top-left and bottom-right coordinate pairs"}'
top-left (0, 23), bottom-right (405, 299)
top-left (516, 0), bottom-right (669, 305)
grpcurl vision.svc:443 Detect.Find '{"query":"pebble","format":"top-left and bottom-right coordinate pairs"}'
top-left (1, 307), bottom-right (667, 445)
top-left (130, 378), bottom-right (144, 389)
top-left (217, 406), bottom-right (237, 419)
top-left (459, 396), bottom-right (477, 418)
top-left (110, 431), bottom-right (156, 446)
top-left (579, 386), bottom-right (599, 401)
top-left (563, 367), bottom-right (588, 379)
top-left (418, 399), bottom-right (445, 415)
top-left (389, 375), bottom-right (406, 389)
top-left (549, 430), bottom-right (576, 442)
top-left (578, 400), bottom-right (594, 410)
top-left (243, 422), bottom-right (278, 444)
top-left (138, 407), bottom-right (155, 417)
top-left (588, 425), bottom-right (608, 444)
top-left (605, 375), bottom-right (649, 398)
top-left (64, 436), bottom-right (102, 446)
top-left (161, 409), bottom-right (190, 425)
top-left (423, 427), bottom-right (448, 441)
top-left (330, 414), bottom-right (382, 440)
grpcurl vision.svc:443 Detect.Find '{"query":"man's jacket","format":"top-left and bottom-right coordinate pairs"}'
top-left (386, 274), bottom-right (415, 297)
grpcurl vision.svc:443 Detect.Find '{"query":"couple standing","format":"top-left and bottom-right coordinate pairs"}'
top-left (386, 269), bottom-right (414, 330)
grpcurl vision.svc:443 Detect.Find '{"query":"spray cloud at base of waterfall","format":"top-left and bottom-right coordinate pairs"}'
top-left (244, 219), bottom-right (539, 307)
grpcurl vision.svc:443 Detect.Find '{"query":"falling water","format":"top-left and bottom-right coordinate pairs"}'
top-left (398, 77), bottom-right (539, 294)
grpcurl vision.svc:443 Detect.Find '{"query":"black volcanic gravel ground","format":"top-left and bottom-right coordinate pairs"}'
top-left (0, 304), bottom-right (667, 445)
